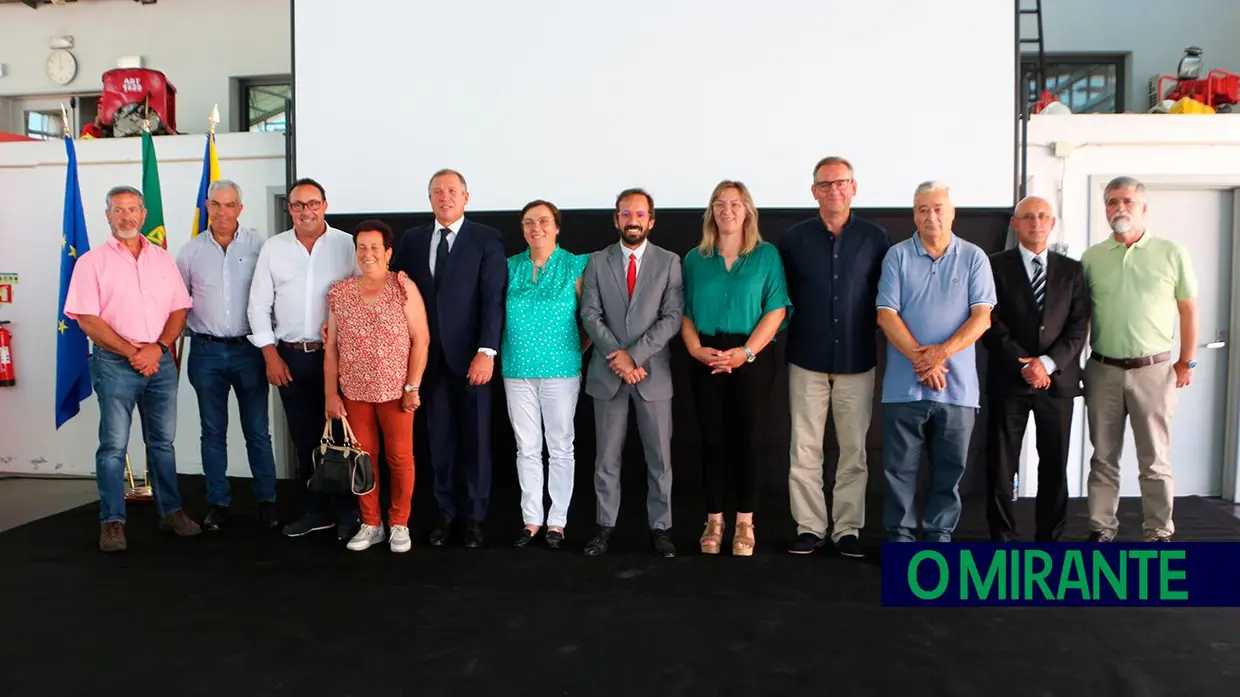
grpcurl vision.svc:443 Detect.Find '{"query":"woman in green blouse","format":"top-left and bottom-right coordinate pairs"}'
top-left (681, 180), bottom-right (792, 556)
top-left (500, 199), bottom-right (589, 550)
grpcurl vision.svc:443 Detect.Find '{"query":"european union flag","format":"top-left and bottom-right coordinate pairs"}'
top-left (55, 134), bottom-right (92, 429)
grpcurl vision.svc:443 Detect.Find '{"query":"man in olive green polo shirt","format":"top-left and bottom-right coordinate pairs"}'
top-left (1081, 176), bottom-right (1198, 542)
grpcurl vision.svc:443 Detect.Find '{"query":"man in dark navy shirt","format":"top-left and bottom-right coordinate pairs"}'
top-left (777, 156), bottom-right (891, 558)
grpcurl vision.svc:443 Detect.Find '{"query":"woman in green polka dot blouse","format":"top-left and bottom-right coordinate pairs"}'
top-left (500, 199), bottom-right (589, 550)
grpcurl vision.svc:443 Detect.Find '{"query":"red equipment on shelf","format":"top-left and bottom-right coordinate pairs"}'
top-left (99, 68), bottom-right (179, 136)
top-left (1154, 69), bottom-right (1239, 112)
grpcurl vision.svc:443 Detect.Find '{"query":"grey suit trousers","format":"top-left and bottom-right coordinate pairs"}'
top-left (593, 384), bottom-right (673, 530)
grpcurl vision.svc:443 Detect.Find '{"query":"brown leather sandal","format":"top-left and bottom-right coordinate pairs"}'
top-left (700, 519), bottom-right (724, 554)
top-left (733, 521), bottom-right (755, 557)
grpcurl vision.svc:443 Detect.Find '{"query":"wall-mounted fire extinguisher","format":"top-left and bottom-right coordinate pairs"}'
top-left (0, 321), bottom-right (15, 387)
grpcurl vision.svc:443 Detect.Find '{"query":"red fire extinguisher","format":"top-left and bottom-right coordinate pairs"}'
top-left (0, 321), bottom-right (15, 387)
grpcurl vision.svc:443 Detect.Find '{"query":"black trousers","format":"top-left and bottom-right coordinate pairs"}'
top-left (984, 390), bottom-right (1074, 541)
top-left (425, 354), bottom-right (493, 523)
top-left (688, 333), bottom-right (778, 514)
top-left (276, 346), bottom-right (358, 521)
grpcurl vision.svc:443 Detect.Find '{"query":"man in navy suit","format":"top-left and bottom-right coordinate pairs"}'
top-left (391, 169), bottom-right (507, 548)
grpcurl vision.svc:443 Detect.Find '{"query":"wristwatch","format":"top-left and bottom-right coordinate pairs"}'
top-left (403, 383), bottom-right (419, 393)
top-left (1186, 360), bottom-right (1198, 369)
top-left (157, 342), bottom-right (169, 355)
top-left (742, 346), bottom-right (756, 363)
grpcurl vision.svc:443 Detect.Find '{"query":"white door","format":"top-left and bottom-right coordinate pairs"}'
top-left (1111, 188), bottom-right (1234, 497)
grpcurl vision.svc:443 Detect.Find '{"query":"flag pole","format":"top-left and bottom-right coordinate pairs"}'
top-left (174, 105), bottom-right (220, 376)
top-left (60, 103), bottom-right (71, 138)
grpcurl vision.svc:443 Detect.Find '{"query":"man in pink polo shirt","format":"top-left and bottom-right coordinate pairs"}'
top-left (65, 185), bottom-right (201, 552)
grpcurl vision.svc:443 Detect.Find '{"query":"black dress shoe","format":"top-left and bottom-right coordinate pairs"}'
top-left (513, 528), bottom-right (535, 548)
top-left (584, 527), bottom-right (613, 556)
top-left (545, 529), bottom-right (564, 550)
top-left (203, 506), bottom-right (228, 532)
top-left (652, 528), bottom-right (676, 558)
top-left (429, 518), bottom-right (452, 547)
top-left (463, 520), bottom-right (484, 549)
top-left (257, 502), bottom-right (279, 529)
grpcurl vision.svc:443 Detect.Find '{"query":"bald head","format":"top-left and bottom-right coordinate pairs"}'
top-left (1012, 196), bottom-right (1055, 254)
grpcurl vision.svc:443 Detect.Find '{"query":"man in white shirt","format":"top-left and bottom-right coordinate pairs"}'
top-left (247, 178), bottom-right (360, 540)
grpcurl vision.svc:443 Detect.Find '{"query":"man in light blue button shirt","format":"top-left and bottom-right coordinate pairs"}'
top-left (875, 181), bottom-right (996, 542)
top-left (175, 179), bottom-right (278, 531)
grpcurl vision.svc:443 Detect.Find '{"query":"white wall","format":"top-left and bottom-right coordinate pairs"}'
top-left (1038, 0), bottom-right (1240, 111)
top-left (294, 0), bottom-right (1016, 212)
top-left (0, 0), bottom-right (289, 133)
top-left (1019, 114), bottom-right (1240, 499)
top-left (0, 132), bottom-right (288, 479)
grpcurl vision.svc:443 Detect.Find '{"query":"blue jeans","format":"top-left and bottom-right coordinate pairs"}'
top-left (882, 400), bottom-right (977, 542)
top-left (186, 337), bottom-right (277, 508)
top-left (90, 348), bottom-right (183, 524)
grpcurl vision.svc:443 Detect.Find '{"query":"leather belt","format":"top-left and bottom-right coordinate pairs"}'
top-left (194, 332), bottom-right (248, 345)
top-left (279, 340), bottom-right (324, 352)
top-left (1090, 351), bottom-right (1170, 370)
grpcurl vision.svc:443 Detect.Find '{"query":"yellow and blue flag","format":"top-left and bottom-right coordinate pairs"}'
top-left (55, 134), bottom-right (93, 429)
top-left (191, 132), bottom-right (220, 237)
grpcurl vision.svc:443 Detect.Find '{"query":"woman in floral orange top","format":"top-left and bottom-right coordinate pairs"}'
top-left (324, 220), bottom-right (430, 553)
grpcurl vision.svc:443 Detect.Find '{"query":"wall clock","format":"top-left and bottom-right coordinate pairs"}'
top-left (46, 49), bottom-right (78, 86)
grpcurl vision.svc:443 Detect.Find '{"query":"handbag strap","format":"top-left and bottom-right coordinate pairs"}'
top-left (319, 420), bottom-right (334, 452)
top-left (339, 415), bottom-right (360, 448)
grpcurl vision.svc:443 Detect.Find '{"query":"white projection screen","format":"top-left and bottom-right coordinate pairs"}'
top-left (293, 0), bottom-right (1015, 214)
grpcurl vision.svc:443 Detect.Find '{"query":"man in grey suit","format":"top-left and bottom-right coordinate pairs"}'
top-left (579, 188), bottom-right (685, 558)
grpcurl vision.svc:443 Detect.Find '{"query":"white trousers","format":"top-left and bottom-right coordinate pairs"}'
top-left (504, 377), bottom-right (581, 528)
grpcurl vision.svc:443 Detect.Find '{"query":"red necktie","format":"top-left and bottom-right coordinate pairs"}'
top-left (626, 253), bottom-right (637, 297)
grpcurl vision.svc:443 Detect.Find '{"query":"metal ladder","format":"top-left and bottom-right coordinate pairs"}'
top-left (1015, 0), bottom-right (1046, 203)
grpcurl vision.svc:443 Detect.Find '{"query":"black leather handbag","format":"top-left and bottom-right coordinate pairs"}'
top-left (309, 417), bottom-right (375, 496)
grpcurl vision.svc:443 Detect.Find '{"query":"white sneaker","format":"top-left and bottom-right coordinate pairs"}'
top-left (347, 523), bottom-right (385, 551)
top-left (390, 525), bottom-right (411, 553)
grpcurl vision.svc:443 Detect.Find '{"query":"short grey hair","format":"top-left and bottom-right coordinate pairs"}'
top-left (105, 185), bottom-right (144, 210)
top-left (1104, 176), bottom-right (1146, 196)
top-left (428, 168), bottom-right (468, 193)
top-left (913, 180), bottom-right (951, 202)
top-left (208, 178), bottom-right (243, 204)
top-left (812, 156), bottom-right (854, 178)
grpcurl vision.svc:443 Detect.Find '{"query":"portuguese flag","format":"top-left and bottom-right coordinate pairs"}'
top-left (140, 129), bottom-right (167, 248)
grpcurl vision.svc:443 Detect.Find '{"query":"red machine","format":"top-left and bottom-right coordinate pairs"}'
top-left (1153, 47), bottom-right (1239, 112)
top-left (1155, 70), bottom-right (1239, 112)
top-left (99, 68), bottom-right (179, 136)
top-left (0, 321), bottom-right (15, 387)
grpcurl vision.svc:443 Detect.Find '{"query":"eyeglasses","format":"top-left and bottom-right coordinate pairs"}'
top-left (712, 201), bottom-right (745, 212)
top-left (288, 200), bottom-right (323, 212)
top-left (813, 179), bottom-right (853, 191)
top-left (522, 216), bottom-right (555, 229)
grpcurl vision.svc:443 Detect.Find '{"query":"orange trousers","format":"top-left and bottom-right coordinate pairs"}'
top-left (343, 397), bottom-right (414, 527)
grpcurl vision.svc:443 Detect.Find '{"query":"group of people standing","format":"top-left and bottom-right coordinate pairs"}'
top-left (64, 156), bottom-right (1197, 556)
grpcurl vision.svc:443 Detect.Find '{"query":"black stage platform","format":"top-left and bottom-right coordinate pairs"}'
top-left (2, 474), bottom-right (1240, 696)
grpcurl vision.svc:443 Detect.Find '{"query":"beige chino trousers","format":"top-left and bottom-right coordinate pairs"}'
top-left (1083, 357), bottom-right (1177, 539)
top-left (787, 364), bottom-right (875, 542)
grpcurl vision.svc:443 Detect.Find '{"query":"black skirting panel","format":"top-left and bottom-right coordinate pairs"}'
top-left (324, 206), bottom-right (1014, 510)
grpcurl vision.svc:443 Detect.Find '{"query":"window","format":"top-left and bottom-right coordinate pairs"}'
top-left (1021, 53), bottom-right (1126, 114)
top-left (24, 110), bottom-right (63, 140)
top-left (233, 75), bottom-right (291, 133)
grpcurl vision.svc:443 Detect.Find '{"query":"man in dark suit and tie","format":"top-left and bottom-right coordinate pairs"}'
top-left (391, 169), bottom-right (507, 548)
top-left (982, 195), bottom-right (1090, 542)
top-left (579, 188), bottom-right (685, 558)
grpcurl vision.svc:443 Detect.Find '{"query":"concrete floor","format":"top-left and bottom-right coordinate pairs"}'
top-left (0, 476), bottom-right (99, 533)
top-left (0, 475), bottom-right (1237, 535)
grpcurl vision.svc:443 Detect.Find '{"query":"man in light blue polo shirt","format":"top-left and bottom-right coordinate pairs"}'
top-left (876, 181), bottom-right (996, 542)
